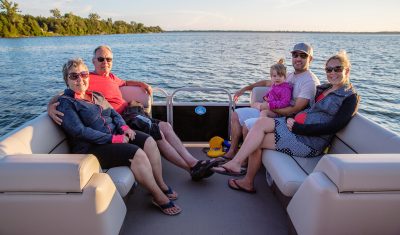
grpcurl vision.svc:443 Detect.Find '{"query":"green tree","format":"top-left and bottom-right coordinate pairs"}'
top-left (50, 8), bottom-right (61, 19)
top-left (0, 0), bottom-right (162, 38)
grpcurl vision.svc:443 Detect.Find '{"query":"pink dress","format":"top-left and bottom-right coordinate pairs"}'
top-left (263, 82), bottom-right (293, 109)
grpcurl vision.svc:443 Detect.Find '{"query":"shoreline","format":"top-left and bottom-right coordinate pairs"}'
top-left (2, 31), bottom-right (399, 39)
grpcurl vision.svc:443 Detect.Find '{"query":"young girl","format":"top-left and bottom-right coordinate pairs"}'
top-left (248, 59), bottom-right (292, 124)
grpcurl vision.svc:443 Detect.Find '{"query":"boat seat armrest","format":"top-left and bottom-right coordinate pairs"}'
top-left (0, 154), bottom-right (100, 192)
top-left (314, 154), bottom-right (400, 192)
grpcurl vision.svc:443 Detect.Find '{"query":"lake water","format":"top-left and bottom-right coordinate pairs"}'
top-left (0, 32), bottom-right (399, 137)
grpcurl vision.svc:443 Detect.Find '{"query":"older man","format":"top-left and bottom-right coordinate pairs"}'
top-left (48, 45), bottom-right (219, 181)
top-left (224, 43), bottom-right (320, 159)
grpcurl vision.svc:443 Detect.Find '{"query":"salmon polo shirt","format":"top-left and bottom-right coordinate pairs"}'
top-left (88, 72), bottom-right (128, 114)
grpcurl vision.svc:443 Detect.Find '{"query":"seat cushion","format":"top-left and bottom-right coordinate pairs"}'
top-left (262, 150), bottom-right (308, 197)
top-left (105, 166), bottom-right (135, 197)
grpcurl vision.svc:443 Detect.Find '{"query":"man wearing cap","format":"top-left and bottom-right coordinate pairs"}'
top-left (224, 42), bottom-right (320, 159)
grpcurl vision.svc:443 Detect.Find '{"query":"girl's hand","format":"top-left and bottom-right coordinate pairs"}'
top-left (251, 102), bottom-right (262, 110)
top-left (259, 102), bottom-right (269, 111)
top-left (286, 118), bottom-right (295, 132)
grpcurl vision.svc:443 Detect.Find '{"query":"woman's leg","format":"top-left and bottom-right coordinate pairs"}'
top-left (230, 133), bottom-right (275, 190)
top-left (142, 136), bottom-right (176, 195)
top-left (215, 117), bottom-right (276, 173)
top-left (130, 148), bottom-right (181, 215)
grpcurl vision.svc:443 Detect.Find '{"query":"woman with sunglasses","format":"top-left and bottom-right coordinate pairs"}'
top-left (213, 50), bottom-right (359, 193)
top-left (57, 58), bottom-right (181, 215)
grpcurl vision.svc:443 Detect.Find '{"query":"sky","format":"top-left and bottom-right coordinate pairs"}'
top-left (12, 0), bottom-right (400, 32)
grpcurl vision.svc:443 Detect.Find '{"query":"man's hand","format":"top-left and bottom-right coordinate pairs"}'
top-left (47, 102), bottom-right (64, 125)
top-left (126, 80), bottom-right (153, 95)
top-left (233, 89), bottom-right (245, 103)
top-left (137, 82), bottom-right (152, 95)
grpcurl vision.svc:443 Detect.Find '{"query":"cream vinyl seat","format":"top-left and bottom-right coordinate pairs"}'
top-left (249, 87), bottom-right (400, 235)
top-left (0, 86), bottom-right (151, 235)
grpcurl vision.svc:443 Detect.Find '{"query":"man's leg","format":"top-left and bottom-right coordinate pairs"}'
top-left (224, 112), bottom-right (242, 159)
top-left (157, 121), bottom-right (221, 181)
top-left (156, 132), bottom-right (192, 171)
top-left (214, 117), bottom-right (275, 173)
top-left (158, 121), bottom-right (198, 168)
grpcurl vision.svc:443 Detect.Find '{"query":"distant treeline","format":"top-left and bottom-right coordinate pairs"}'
top-left (0, 0), bottom-right (163, 38)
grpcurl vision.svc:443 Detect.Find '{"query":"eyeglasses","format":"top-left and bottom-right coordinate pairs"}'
top-left (68, 71), bottom-right (89, 80)
top-left (325, 66), bottom-right (344, 73)
top-left (291, 52), bottom-right (308, 59)
top-left (97, 57), bottom-right (113, 63)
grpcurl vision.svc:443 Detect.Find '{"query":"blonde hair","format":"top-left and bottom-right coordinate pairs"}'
top-left (270, 58), bottom-right (286, 78)
top-left (62, 58), bottom-right (88, 85)
top-left (326, 50), bottom-right (351, 83)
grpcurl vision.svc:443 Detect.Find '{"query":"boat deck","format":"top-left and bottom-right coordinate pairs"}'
top-left (120, 146), bottom-right (288, 235)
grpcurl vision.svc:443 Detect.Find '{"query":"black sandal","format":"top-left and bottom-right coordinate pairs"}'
top-left (190, 159), bottom-right (222, 181)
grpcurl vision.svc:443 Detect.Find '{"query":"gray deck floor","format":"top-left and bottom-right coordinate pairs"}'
top-left (120, 147), bottom-right (288, 235)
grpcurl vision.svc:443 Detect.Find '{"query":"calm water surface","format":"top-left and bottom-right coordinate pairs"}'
top-left (0, 32), bottom-right (399, 137)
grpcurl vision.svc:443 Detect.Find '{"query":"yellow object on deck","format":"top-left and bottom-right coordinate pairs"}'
top-left (207, 136), bottom-right (226, 158)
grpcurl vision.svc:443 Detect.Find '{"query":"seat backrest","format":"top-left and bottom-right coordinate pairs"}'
top-left (250, 87), bottom-right (269, 105)
top-left (0, 113), bottom-right (69, 156)
top-left (120, 86), bottom-right (152, 114)
top-left (329, 113), bottom-right (400, 154)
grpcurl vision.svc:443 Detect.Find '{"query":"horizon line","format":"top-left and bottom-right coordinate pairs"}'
top-left (165, 30), bottom-right (400, 34)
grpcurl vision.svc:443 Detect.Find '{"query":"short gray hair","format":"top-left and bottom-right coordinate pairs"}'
top-left (93, 45), bottom-right (113, 58)
top-left (62, 58), bottom-right (88, 85)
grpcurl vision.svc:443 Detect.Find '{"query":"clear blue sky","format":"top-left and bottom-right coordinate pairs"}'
top-left (14, 0), bottom-right (400, 32)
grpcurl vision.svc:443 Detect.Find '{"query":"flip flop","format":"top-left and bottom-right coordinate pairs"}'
top-left (162, 185), bottom-right (178, 200)
top-left (228, 179), bottom-right (256, 194)
top-left (152, 200), bottom-right (182, 216)
top-left (212, 165), bottom-right (247, 176)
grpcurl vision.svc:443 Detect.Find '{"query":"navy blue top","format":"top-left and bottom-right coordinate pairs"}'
top-left (57, 89), bottom-right (126, 153)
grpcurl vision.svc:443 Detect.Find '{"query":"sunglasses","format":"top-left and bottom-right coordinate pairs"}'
top-left (97, 57), bottom-right (113, 62)
top-left (291, 52), bottom-right (308, 59)
top-left (68, 71), bottom-right (89, 80)
top-left (325, 66), bottom-right (344, 73)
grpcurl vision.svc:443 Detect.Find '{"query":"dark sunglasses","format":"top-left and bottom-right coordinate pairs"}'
top-left (291, 52), bottom-right (308, 59)
top-left (68, 71), bottom-right (89, 80)
top-left (97, 57), bottom-right (113, 62)
top-left (325, 66), bottom-right (344, 73)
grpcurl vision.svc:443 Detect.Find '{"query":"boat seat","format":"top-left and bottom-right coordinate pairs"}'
top-left (0, 154), bottom-right (126, 235)
top-left (250, 87), bottom-right (400, 198)
top-left (287, 154), bottom-right (400, 235)
top-left (0, 85), bottom-right (151, 234)
top-left (120, 85), bottom-right (152, 114)
top-left (249, 86), bottom-right (400, 234)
